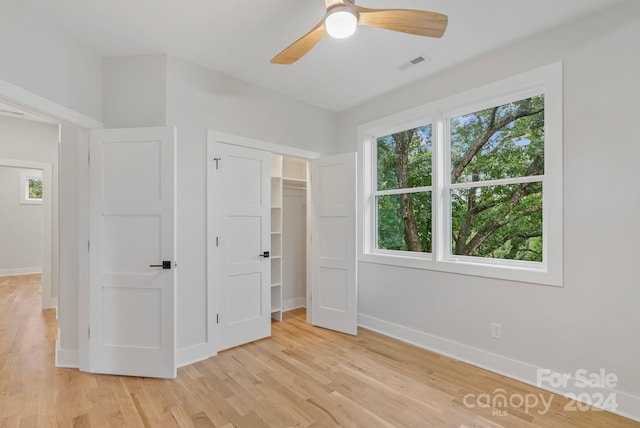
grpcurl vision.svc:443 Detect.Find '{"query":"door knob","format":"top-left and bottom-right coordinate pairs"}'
top-left (149, 261), bottom-right (172, 269)
top-left (259, 251), bottom-right (270, 259)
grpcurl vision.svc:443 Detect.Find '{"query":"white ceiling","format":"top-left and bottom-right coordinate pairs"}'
top-left (21, 0), bottom-right (625, 112)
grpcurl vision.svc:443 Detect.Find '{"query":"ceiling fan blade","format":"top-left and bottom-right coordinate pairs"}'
top-left (325, 0), bottom-right (346, 7)
top-left (356, 7), bottom-right (448, 38)
top-left (271, 21), bottom-right (327, 64)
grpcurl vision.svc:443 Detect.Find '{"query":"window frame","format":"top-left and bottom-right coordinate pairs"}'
top-left (20, 170), bottom-right (43, 205)
top-left (372, 118), bottom-right (434, 259)
top-left (359, 62), bottom-right (563, 286)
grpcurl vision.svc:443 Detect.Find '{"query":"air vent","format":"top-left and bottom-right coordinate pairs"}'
top-left (397, 55), bottom-right (430, 71)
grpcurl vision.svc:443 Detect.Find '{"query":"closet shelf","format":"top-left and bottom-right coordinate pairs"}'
top-left (283, 177), bottom-right (307, 189)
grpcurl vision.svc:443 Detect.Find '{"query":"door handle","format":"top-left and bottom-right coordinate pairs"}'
top-left (259, 251), bottom-right (270, 259)
top-left (149, 261), bottom-right (172, 269)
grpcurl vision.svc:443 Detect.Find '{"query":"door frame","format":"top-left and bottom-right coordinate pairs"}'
top-left (1, 79), bottom-right (104, 370)
top-left (206, 131), bottom-right (319, 352)
top-left (0, 80), bottom-right (103, 130)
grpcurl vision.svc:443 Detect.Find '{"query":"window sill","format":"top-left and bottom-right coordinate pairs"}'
top-left (359, 251), bottom-right (562, 287)
top-left (20, 199), bottom-right (42, 205)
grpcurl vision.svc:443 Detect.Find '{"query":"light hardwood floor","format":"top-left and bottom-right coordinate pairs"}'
top-left (0, 274), bottom-right (636, 427)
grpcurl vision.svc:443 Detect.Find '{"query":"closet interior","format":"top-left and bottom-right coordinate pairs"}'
top-left (270, 155), bottom-right (308, 321)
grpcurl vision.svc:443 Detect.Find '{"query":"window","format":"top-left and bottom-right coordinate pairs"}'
top-left (361, 63), bottom-right (563, 286)
top-left (376, 124), bottom-right (432, 254)
top-left (20, 170), bottom-right (43, 205)
top-left (447, 95), bottom-right (544, 262)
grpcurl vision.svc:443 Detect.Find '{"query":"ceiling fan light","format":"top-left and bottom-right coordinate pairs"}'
top-left (325, 9), bottom-right (358, 39)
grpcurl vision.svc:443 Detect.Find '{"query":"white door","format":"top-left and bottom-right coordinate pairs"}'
top-left (211, 141), bottom-right (271, 351)
top-left (310, 153), bottom-right (357, 335)
top-left (89, 127), bottom-right (176, 379)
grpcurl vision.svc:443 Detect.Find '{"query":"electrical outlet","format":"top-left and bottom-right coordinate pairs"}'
top-left (491, 323), bottom-right (502, 339)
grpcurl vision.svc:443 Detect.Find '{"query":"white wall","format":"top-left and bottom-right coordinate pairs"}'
top-left (0, 167), bottom-right (43, 274)
top-left (0, 116), bottom-right (59, 299)
top-left (165, 56), bottom-right (336, 153)
top-left (0, 1), bottom-right (102, 122)
top-left (0, 117), bottom-right (59, 183)
top-left (337, 0), bottom-right (640, 419)
top-left (102, 55), bottom-right (167, 128)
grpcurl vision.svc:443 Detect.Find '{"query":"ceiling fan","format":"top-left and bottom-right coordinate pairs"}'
top-left (271, 0), bottom-right (448, 65)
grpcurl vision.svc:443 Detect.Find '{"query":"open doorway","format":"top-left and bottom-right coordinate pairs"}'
top-left (208, 130), bottom-right (358, 358)
top-left (0, 106), bottom-right (58, 309)
top-left (0, 81), bottom-right (101, 369)
top-left (269, 155), bottom-right (309, 322)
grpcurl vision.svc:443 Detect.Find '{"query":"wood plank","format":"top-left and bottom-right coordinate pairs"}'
top-left (0, 275), bottom-right (637, 427)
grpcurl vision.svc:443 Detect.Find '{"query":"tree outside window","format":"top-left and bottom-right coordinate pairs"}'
top-left (376, 125), bottom-right (432, 253)
top-left (28, 177), bottom-right (43, 200)
top-left (374, 95), bottom-right (545, 263)
top-left (20, 170), bottom-right (43, 204)
top-left (449, 95), bottom-right (544, 262)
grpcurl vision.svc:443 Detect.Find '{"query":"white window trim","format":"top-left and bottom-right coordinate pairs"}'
top-left (20, 170), bottom-right (43, 205)
top-left (358, 62), bottom-right (563, 286)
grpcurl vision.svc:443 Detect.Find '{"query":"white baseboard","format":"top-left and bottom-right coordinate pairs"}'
top-left (55, 338), bottom-right (79, 368)
top-left (358, 313), bottom-right (640, 423)
top-left (0, 267), bottom-right (42, 277)
top-left (177, 342), bottom-right (217, 368)
top-left (283, 297), bottom-right (306, 312)
top-left (43, 296), bottom-right (57, 310)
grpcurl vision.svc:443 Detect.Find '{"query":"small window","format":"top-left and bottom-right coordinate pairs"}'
top-left (20, 170), bottom-right (43, 205)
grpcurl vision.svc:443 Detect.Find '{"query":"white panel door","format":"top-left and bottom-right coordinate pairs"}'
top-left (211, 142), bottom-right (271, 351)
top-left (310, 153), bottom-right (357, 335)
top-left (89, 127), bottom-right (176, 379)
